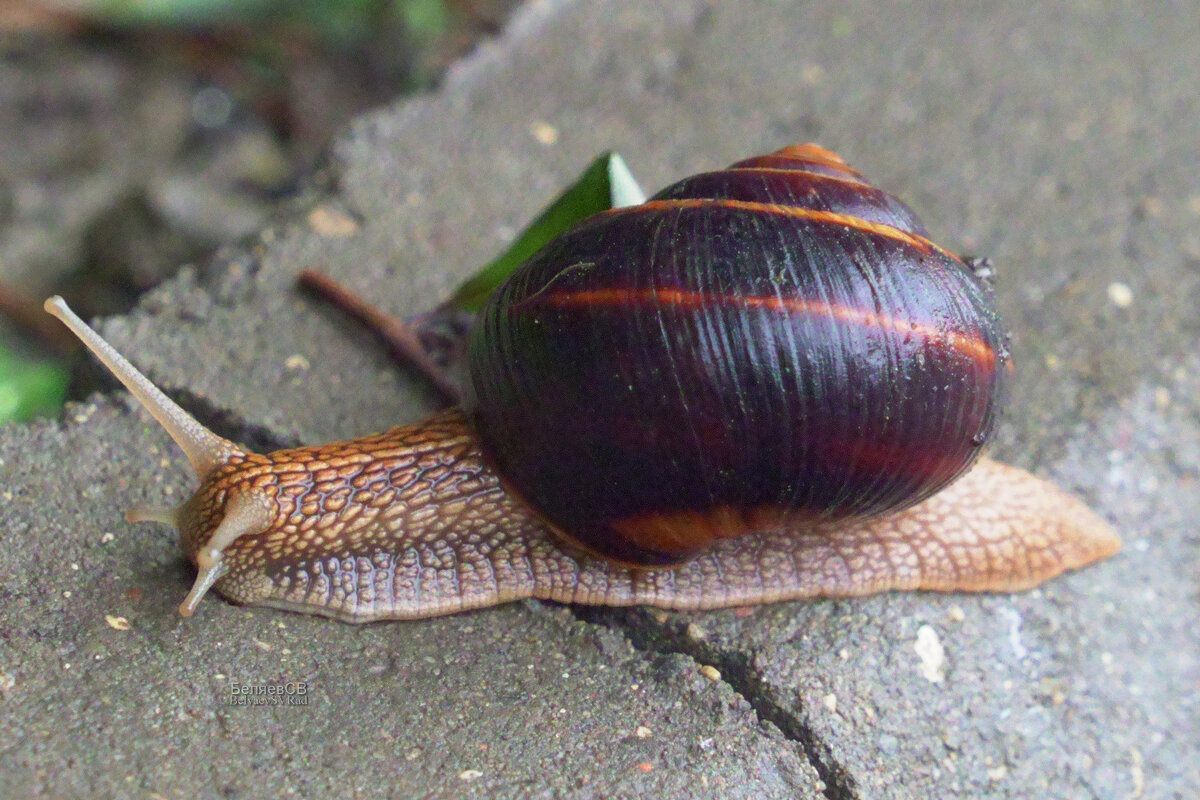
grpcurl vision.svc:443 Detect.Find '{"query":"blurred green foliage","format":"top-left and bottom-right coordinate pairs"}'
top-left (84, 0), bottom-right (450, 45)
top-left (3, 0), bottom-right (458, 425)
top-left (0, 347), bottom-right (68, 425)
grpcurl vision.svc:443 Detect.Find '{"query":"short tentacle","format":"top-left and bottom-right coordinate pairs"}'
top-left (178, 491), bottom-right (272, 616)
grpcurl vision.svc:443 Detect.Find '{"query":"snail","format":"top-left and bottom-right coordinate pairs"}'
top-left (45, 144), bottom-right (1120, 623)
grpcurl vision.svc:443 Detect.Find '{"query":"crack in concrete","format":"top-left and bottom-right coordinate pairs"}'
top-left (572, 606), bottom-right (858, 800)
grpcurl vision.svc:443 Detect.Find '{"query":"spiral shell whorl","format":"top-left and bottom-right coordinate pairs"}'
top-left (468, 145), bottom-right (1007, 567)
top-left (652, 143), bottom-right (929, 235)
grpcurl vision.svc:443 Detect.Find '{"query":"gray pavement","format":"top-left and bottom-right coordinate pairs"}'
top-left (1, 0), bottom-right (1197, 797)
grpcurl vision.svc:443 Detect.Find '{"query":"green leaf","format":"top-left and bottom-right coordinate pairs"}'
top-left (0, 348), bottom-right (68, 425)
top-left (81, 0), bottom-right (397, 43)
top-left (86, 0), bottom-right (278, 26)
top-left (445, 152), bottom-right (645, 311)
top-left (396, 0), bottom-right (450, 41)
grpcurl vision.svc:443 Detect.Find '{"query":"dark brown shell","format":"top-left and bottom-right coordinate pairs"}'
top-left (467, 145), bottom-right (1009, 567)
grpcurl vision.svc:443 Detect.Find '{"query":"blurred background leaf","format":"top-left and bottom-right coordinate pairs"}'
top-left (0, 346), bottom-right (68, 424)
top-left (0, 0), bottom-right (519, 422)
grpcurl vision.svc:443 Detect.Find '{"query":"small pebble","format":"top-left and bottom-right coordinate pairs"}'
top-left (307, 206), bottom-right (359, 237)
top-left (284, 354), bottom-right (311, 371)
top-left (914, 624), bottom-right (946, 683)
top-left (1130, 746), bottom-right (1145, 797)
top-left (530, 120), bottom-right (559, 145)
top-left (1107, 281), bottom-right (1134, 308)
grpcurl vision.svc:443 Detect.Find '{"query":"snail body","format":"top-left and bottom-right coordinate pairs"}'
top-left (46, 145), bottom-right (1119, 622)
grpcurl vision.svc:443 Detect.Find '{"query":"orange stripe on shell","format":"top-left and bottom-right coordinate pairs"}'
top-left (533, 287), bottom-right (996, 368)
top-left (613, 198), bottom-right (951, 258)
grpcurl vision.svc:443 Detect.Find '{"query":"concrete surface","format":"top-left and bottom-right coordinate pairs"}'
top-left (1, 0), bottom-right (1198, 797)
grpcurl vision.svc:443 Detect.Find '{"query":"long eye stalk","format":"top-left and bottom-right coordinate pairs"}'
top-left (43, 297), bottom-right (239, 479)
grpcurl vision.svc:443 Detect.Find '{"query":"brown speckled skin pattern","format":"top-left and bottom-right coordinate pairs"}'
top-left (186, 409), bottom-right (1118, 623)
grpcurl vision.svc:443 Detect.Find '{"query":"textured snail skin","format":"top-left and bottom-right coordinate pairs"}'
top-left (188, 410), bottom-right (1118, 623)
top-left (42, 144), bottom-right (1121, 622)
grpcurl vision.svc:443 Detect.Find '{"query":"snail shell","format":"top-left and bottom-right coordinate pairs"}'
top-left (470, 145), bottom-right (1008, 566)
